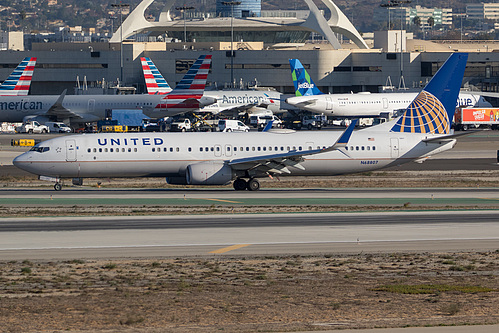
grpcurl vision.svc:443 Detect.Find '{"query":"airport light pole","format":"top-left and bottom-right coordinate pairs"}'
top-left (222, 1), bottom-right (241, 88)
top-left (111, 2), bottom-right (129, 85)
top-left (380, 1), bottom-right (411, 89)
top-left (175, 5), bottom-right (195, 43)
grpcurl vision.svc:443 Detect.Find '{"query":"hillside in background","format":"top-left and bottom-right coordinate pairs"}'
top-left (0, 0), bottom-right (492, 35)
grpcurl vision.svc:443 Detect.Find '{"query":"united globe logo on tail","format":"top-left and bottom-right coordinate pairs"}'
top-left (390, 91), bottom-right (450, 134)
top-left (390, 53), bottom-right (468, 135)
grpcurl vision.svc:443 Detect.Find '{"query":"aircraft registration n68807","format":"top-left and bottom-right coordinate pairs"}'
top-left (14, 53), bottom-right (468, 191)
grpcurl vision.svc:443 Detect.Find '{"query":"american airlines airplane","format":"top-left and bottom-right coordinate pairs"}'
top-left (285, 58), bottom-right (491, 117)
top-left (0, 57), bottom-right (37, 96)
top-left (0, 55), bottom-right (215, 124)
top-left (141, 57), bottom-right (282, 115)
top-left (14, 53), bottom-right (468, 191)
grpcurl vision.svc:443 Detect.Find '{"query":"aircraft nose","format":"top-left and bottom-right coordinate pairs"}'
top-left (12, 153), bottom-right (30, 171)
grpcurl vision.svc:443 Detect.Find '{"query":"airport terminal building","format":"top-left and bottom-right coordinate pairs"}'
top-left (1, 0), bottom-right (499, 97)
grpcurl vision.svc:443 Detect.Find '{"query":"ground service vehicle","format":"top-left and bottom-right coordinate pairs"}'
top-left (454, 107), bottom-right (499, 131)
top-left (218, 119), bottom-right (250, 132)
top-left (45, 122), bottom-right (71, 133)
top-left (302, 115), bottom-right (323, 130)
top-left (16, 121), bottom-right (49, 134)
top-left (170, 118), bottom-right (191, 132)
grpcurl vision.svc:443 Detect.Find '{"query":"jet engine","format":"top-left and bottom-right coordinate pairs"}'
top-left (186, 161), bottom-right (233, 185)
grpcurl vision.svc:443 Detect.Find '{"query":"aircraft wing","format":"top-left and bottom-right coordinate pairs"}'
top-left (291, 98), bottom-right (318, 107)
top-left (228, 120), bottom-right (357, 174)
top-left (45, 90), bottom-right (83, 119)
top-left (216, 103), bottom-right (258, 114)
top-left (422, 130), bottom-right (479, 143)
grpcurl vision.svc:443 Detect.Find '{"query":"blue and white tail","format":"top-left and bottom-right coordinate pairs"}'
top-left (390, 53), bottom-right (468, 135)
top-left (0, 57), bottom-right (37, 96)
top-left (141, 57), bottom-right (172, 95)
top-left (289, 59), bottom-right (323, 96)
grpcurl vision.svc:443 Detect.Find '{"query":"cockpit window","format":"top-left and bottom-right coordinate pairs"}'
top-left (29, 146), bottom-right (50, 153)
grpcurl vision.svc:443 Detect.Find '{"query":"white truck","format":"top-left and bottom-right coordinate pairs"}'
top-left (302, 115), bottom-right (324, 130)
top-left (16, 121), bottom-right (49, 134)
top-left (170, 118), bottom-right (192, 132)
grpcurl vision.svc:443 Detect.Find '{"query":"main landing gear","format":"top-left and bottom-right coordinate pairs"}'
top-left (233, 178), bottom-right (260, 191)
top-left (54, 182), bottom-right (62, 191)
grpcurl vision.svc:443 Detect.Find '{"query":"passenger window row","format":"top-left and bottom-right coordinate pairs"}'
top-left (346, 146), bottom-right (376, 151)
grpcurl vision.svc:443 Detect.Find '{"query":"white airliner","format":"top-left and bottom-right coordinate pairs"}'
top-left (0, 57), bottom-right (37, 96)
top-left (14, 53), bottom-right (468, 191)
top-left (286, 58), bottom-right (491, 117)
top-left (0, 55), bottom-right (215, 124)
top-left (141, 57), bottom-right (282, 115)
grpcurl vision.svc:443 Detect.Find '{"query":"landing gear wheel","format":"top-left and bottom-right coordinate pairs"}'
top-left (54, 183), bottom-right (62, 191)
top-left (247, 178), bottom-right (260, 191)
top-left (233, 178), bottom-right (247, 191)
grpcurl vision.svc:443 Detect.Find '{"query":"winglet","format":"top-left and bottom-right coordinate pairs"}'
top-left (324, 119), bottom-right (357, 152)
top-left (54, 89), bottom-right (67, 106)
top-left (289, 59), bottom-right (323, 97)
top-left (262, 120), bottom-right (273, 132)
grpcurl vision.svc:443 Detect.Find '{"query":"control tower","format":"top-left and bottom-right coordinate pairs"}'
top-left (216, 0), bottom-right (262, 18)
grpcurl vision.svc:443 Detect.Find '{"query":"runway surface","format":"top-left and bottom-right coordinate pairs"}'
top-left (0, 211), bottom-right (498, 260)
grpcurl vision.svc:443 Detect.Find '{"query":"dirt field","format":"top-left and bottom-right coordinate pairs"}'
top-left (1, 170), bottom-right (498, 332)
top-left (0, 252), bottom-right (498, 332)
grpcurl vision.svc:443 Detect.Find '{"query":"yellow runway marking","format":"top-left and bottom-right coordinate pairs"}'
top-left (202, 198), bottom-right (242, 204)
top-left (210, 244), bottom-right (250, 254)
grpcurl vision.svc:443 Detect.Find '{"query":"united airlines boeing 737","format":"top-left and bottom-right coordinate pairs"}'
top-left (0, 57), bottom-right (37, 96)
top-left (286, 58), bottom-right (490, 117)
top-left (141, 57), bottom-right (281, 115)
top-left (0, 55), bottom-right (215, 124)
top-left (14, 53), bottom-right (468, 191)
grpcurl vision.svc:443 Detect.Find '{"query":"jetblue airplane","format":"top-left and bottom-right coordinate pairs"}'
top-left (285, 58), bottom-right (490, 117)
top-left (0, 55), bottom-right (215, 124)
top-left (141, 57), bottom-right (282, 115)
top-left (14, 53), bottom-right (468, 191)
top-left (0, 57), bottom-right (37, 96)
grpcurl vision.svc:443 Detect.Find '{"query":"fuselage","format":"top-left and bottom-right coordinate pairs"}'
top-left (197, 90), bottom-right (282, 114)
top-left (286, 92), bottom-right (490, 117)
top-left (13, 126), bottom-right (456, 181)
top-left (0, 93), bottom-right (215, 123)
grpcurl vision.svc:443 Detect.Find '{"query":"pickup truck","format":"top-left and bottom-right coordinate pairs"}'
top-left (16, 121), bottom-right (49, 134)
top-left (170, 118), bottom-right (192, 132)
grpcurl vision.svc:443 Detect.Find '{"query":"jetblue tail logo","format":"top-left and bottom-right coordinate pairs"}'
top-left (0, 57), bottom-right (37, 96)
top-left (390, 53), bottom-right (468, 135)
top-left (140, 57), bottom-right (172, 95)
top-left (390, 91), bottom-right (450, 134)
top-left (289, 59), bottom-right (323, 96)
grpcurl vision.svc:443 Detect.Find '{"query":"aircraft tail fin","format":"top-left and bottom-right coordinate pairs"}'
top-left (289, 59), bottom-right (323, 97)
top-left (162, 55), bottom-right (212, 109)
top-left (390, 53), bottom-right (468, 135)
top-left (140, 57), bottom-right (172, 95)
top-left (0, 57), bottom-right (37, 96)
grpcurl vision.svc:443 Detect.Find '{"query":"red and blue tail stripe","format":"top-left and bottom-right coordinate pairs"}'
top-left (159, 55), bottom-right (212, 110)
top-left (0, 57), bottom-right (37, 96)
top-left (140, 57), bottom-right (171, 95)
